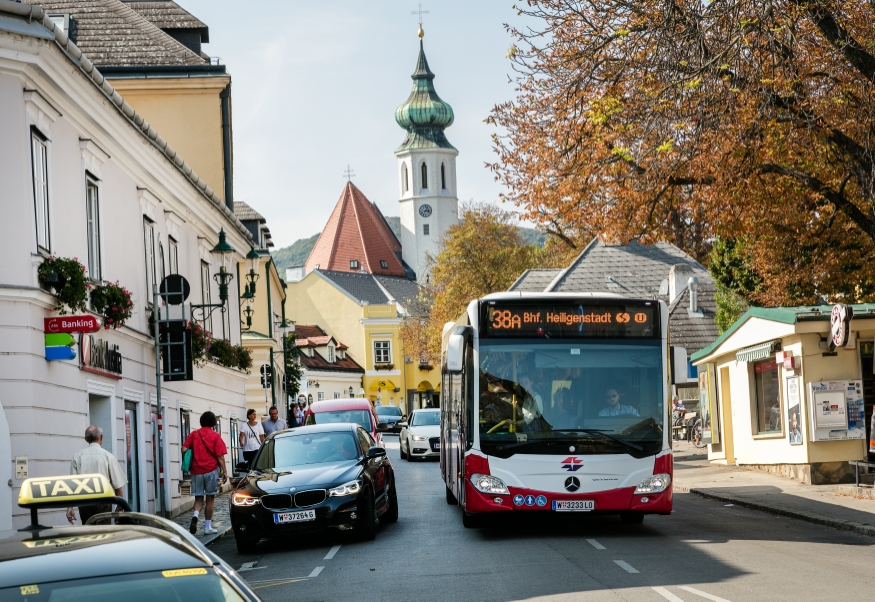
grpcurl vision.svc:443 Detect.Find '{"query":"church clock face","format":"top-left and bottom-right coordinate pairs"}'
top-left (419, 204), bottom-right (433, 218)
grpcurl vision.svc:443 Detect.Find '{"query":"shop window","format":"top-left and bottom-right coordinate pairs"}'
top-left (179, 410), bottom-right (191, 480)
top-left (229, 419), bottom-right (240, 464)
top-left (753, 359), bottom-right (782, 433)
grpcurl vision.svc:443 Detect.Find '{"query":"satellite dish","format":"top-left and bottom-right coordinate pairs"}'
top-left (160, 274), bottom-right (190, 305)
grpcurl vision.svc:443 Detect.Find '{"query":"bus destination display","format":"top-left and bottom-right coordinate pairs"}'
top-left (484, 302), bottom-right (658, 338)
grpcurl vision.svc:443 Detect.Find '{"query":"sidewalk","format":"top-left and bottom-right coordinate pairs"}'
top-left (171, 490), bottom-right (233, 546)
top-left (673, 441), bottom-right (875, 538)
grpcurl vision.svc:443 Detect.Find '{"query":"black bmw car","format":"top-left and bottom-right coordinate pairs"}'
top-left (230, 423), bottom-right (398, 554)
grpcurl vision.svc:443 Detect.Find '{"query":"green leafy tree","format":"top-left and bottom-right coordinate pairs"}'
top-left (284, 332), bottom-right (304, 398)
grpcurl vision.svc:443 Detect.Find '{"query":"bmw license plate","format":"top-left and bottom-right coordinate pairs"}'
top-left (273, 510), bottom-right (316, 524)
top-left (552, 500), bottom-right (594, 512)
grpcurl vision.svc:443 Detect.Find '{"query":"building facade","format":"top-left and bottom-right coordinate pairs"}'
top-left (294, 326), bottom-right (365, 405)
top-left (0, 3), bottom-right (252, 528)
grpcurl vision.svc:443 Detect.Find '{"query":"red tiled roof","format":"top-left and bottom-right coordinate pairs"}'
top-left (304, 182), bottom-right (406, 277)
top-left (299, 349), bottom-right (364, 374)
top-left (294, 325), bottom-right (326, 340)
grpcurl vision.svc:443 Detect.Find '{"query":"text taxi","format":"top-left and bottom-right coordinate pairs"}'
top-left (0, 473), bottom-right (261, 601)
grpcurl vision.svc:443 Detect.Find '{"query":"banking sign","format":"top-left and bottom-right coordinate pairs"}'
top-left (43, 315), bottom-right (100, 361)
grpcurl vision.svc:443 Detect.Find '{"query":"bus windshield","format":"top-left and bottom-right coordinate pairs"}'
top-left (478, 339), bottom-right (664, 458)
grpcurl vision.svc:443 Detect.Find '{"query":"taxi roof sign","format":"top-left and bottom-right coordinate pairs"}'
top-left (19, 474), bottom-right (115, 508)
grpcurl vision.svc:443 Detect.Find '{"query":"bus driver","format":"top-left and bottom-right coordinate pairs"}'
top-left (599, 388), bottom-right (640, 417)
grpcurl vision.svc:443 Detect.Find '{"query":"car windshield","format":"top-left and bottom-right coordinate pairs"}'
top-left (376, 406), bottom-right (402, 416)
top-left (411, 411), bottom-right (440, 426)
top-left (0, 568), bottom-right (245, 601)
top-left (305, 409), bottom-right (371, 431)
top-left (479, 340), bottom-right (664, 458)
top-left (254, 432), bottom-right (360, 470)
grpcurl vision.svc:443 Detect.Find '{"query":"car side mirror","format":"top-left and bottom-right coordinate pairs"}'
top-left (235, 461), bottom-right (249, 472)
top-left (376, 422), bottom-right (389, 432)
top-left (397, 422), bottom-right (408, 428)
top-left (366, 446), bottom-right (386, 458)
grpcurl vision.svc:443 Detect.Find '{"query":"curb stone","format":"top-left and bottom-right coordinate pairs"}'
top-left (202, 523), bottom-right (232, 546)
top-left (679, 486), bottom-right (875, 538)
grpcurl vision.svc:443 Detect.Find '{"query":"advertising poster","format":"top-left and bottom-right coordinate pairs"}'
top-left (697, 363), bottom-right (719, 445)
top-left (786, 376), bottom-right (803, 445)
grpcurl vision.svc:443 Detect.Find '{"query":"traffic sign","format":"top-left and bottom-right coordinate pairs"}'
top-left (44, 316), bottom-right (100, 334)
top-left (260, 363), bottom-right (272, 389)
top-left (159, 274), bottom-right (190, 306)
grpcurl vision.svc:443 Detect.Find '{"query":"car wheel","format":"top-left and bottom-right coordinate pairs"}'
top-left (620, 512), bottom-right (645, 525)
top-left (405, 437), bottom-right (413, 462)
top-left (462, 510), bottom-right (481, 529)
top-left (379, 481), bottom-right (399, 524)
top-left (399, 441), bottom-right (407, 460)
top-left (234, 534), bottom-right (259, 555)
top-left (357, 490), bottom-right (377, 541)
top-left (445, 484), bottom-right (457, 505)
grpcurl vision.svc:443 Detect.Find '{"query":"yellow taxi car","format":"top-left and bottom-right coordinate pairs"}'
top-left (1, 474), bottom-right (261, 601)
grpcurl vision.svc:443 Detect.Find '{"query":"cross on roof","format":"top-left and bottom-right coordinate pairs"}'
top-left (344, 165), bottom-right (355, 182)
top-left (412, 3), bottom-right (428, 28)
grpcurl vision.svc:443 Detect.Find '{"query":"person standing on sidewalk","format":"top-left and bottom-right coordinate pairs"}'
top-left (239, 408), bottom-right (265, 467)
top-left (295, 403), bottom-right (305, 427)
top-left (66, 425), bottom-right (127, 525)
top-left (262, 406), bottom-right (287, 437)
top-left (182, 411), bottom-right (227, 535)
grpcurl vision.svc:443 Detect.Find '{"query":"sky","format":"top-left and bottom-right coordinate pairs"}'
top-left (181, 0), bottom-right (529, 248)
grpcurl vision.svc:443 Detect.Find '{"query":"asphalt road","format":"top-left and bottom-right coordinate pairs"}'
top-left (212, 436), bottom-right (875, 601)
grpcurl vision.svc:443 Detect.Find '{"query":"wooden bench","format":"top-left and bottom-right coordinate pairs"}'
top-left (849, 460), bottom-right (875, 487)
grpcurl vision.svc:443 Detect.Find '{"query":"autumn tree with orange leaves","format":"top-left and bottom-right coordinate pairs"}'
top-left (489, 0), bottom-right (875, 304)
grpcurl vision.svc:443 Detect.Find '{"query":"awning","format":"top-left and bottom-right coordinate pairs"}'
top-left (736, 340), bottom-right (781, 363)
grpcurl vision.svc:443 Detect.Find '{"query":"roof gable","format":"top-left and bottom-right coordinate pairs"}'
top-left (549, 238), bottom-right (710, 299)
top-left (30, 0), bottom-right (206, 66)
top-left (304, 182), bottom-right (406, 278)
top-left (667, 283), bottom-right (720, 354)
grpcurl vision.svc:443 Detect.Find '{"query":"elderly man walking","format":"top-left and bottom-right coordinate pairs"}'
top-left (261, 406), bottom-right (287, 437)
top-left (66, 425), bottom-right (127, 525)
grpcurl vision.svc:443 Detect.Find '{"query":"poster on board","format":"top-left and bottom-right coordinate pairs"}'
top-left (697, 363), bottom-right (720, 445)
top-left (786, 376), bottom-right (803, 445)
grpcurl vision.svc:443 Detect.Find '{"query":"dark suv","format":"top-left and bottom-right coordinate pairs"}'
top-left (375, 405), bottom-right (404, 433)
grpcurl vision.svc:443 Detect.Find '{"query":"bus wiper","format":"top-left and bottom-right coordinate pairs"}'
top-left (551, 429), bottom-right (644, 452)
top-left (494, 437), bottom-right (581, 452)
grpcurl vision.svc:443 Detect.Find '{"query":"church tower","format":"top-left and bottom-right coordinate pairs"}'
top-left (395, 27), bottom-right (459, 281)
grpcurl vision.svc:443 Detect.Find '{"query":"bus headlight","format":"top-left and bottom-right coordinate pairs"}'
top-left (470, 473), bottom-right (509, 495)
top-left (634, 473), bottom-right (671, 494)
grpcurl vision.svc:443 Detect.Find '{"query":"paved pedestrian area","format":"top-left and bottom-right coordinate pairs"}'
top-left (673, 440), bottom-right (875, 537)
top-left (171, 491), bottom-right (232, 545)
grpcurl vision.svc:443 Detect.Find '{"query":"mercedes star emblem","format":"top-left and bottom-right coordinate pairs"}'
top-left (564, 476), bottom-right (580, 492)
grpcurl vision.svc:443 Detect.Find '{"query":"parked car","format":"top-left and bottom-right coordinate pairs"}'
top-left (305, 398), bottom-right (385, 447)
top-left (231, 423), bottom-right (398, 553)
top-left (375, 404), bottom-right (404, 433)
top-left (399, 408), bottom-right (441, 461)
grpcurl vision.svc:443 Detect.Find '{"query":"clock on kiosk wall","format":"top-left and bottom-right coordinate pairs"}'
top-left (418, 204), bottom-right (432, 218)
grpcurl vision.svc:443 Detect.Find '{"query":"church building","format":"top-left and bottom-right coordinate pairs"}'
top-left (284, 30), bottom-right (457, 412)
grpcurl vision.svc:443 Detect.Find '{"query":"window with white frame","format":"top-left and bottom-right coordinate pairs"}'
top-left (32, 131), bottom-right (50, 251)
top-left (380, 260), bottom-right (388, 269)
top-left (85, 177), bottom-right (101, 281)
top-left (374, 340), bottom-right (391, 364)
top-left (334, 392), bottom-right (341, 399)
top-left (318, 391), bottom-right (325, 401)
top-left (168, 237), bottom-right (179, 275)
top-left (201, 260), bottom-right (213, 333)
top-left (327, 345), bottom-right (335, 363)
top-left (143, 218), bottom-right (156, 303)
top-left (158, 242), bottom-right (166, 285)
top-left (402, 163), bottom-right (409, 193)
top-left (350, 260), bottom-right (359, 270)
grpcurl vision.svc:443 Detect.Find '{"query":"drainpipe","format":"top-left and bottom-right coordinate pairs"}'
top-left (220, 83), bottom-right (233, 211)
top-left (688, 277), bottom-right (699, 313)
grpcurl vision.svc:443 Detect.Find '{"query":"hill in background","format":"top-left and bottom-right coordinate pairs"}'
top-left (272, 216), bottom-right (545, 275)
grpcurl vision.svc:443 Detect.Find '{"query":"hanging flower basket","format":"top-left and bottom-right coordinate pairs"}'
top-left (89, 281), bottom-right (134, 329)
top-left (37, 256), bottom-right (88, 315)
top-left (208, 338), bottom-right (251, 372)
top-left (188, 320), bottom-right (211, 367)
top-left (234, 345), bottom-right (253, 372)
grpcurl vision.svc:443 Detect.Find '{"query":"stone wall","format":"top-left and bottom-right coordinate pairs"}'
top-left (741, 461), bottom-right (856, 485)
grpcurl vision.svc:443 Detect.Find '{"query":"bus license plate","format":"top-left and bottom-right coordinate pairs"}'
top-left (274, 510), bottom-right (316, 524)
top-left (552, 500), bottom-right (594, 512)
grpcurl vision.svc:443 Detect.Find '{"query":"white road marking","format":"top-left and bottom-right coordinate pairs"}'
top-left (613, 560), bottom-right (639, 574)
top-left (585, 539), bottom-right (606, 550)
top-left (679, 586), bottom-right (731, 602)
top-left (324, 545), bottom-right (341, 560)
top-left (237, 561), bottom-right (265, 572)
top-left (652, 587), bottom-right (685, 602)
top-left (308, 566), bottom-right (324, 578)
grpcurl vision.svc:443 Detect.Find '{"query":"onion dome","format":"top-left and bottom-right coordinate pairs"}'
top-left (395, 40), bottom-right (455, 151)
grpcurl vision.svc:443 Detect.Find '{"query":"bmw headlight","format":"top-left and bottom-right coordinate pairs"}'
top-left (634, 473), bottom-right (671, 494)
top-left (329, 479), bottom-right (362, 497)
top-left (411, 435), bottom-right (427, 441)
top-left (470, 473), bottom-right (509, 495)
top-left (231, 492), bottom-right (259, 506)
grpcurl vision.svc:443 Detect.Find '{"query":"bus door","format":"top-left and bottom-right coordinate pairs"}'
top-left (449, 368), bottom-right (462, 498)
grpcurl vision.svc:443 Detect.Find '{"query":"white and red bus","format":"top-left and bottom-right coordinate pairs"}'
top-left (440, 293), bottom-right (673, 527)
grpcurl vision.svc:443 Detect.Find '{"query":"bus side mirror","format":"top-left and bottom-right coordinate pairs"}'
top-left (670, 346), bottom-right (688, 385)
top-left (446, 327), bottom-right (470, 373)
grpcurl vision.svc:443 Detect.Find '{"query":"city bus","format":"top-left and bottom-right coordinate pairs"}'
top-left (440, 293), bottom-right (673, 527)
